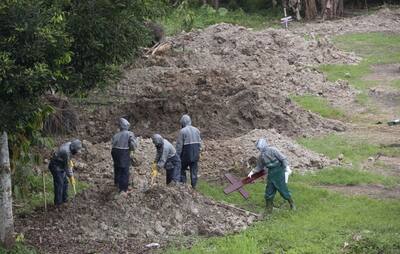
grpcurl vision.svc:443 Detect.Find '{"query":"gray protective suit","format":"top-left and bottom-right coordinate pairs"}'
top-left (176, 114), bottom-right (201, 188)
top-left (111, 118), bottom-right (137, 192)
top-left (152, 134), bottom-right (181, 184)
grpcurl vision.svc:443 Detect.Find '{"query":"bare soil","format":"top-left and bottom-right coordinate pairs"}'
top-left (15, 7), bottom-right (400, 254)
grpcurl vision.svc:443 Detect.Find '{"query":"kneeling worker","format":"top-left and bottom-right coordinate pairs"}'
top-left (152, 134), bottom-right (181, 184)
top-left (48, 139), bottom-right (82, 207)
top-left (247, 138), bottom-right (295, 214)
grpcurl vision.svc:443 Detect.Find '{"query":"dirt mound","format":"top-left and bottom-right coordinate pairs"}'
top-left (294, 8), bottom-right (400, 36)
top-left (78, 23), bottom-right (356, 143)
top-left (16, 185), bottom-right (254, 254)
top-left (201, 129), bottom-right (333, 179)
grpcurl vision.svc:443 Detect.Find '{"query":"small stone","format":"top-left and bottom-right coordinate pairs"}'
top-left (344, 72), bottom-right (351, 78)
top-left (338, 154), bottom-right (344, 161)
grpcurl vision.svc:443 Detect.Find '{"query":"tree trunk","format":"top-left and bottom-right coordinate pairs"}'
top-left (0, 132), bottom-right (14, 249)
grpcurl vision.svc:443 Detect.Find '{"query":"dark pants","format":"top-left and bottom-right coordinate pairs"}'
top-left (50, 169), bottom-right (68, 205)
top-left (181, 161), bottom-right (198, 188)
top-left (116, 166), bottom-right (130, 192)
top-left (264, 180), bottom-right (291, 201)
top-left (165, 155), bottom-right (181, 185)
top-left (111, 148), bottom-right (131, 192)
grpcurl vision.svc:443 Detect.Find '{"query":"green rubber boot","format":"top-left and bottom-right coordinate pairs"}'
top-left (288, 198), bottom-right (296, 211)
top-left (265, 199), bottom-right (274, 215)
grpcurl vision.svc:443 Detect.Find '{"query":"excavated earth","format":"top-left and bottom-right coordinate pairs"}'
top-left (16, 8), bottom-right (400, 254)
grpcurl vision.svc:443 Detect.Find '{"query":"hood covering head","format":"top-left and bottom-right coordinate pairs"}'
top-left (152, 134), bottom-right (164, 146)
top-left (180, 114), bottom-right (192, 128)
top-left (255, 138), bottom-right (268, 151)
top-left (119, 118), bottom-right (130, 130)
top-left (70, 139), bottom-right (82, 154)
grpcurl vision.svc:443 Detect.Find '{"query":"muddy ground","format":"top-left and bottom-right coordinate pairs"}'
top-left (16, 7), bottom-right (400, 254)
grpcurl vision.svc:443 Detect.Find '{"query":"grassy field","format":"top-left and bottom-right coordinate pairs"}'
top-left (319, 32), bottom-right (400, 111)
top-left (166, 132), bottom-right (400, 253)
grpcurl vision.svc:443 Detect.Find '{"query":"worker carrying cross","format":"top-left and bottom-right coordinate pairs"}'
top-left (247, 138), bottom-right (295, 214)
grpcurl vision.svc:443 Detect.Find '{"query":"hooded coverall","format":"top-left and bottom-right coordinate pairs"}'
top-left (111, 118), bottom-right (137, 192)
top-left (48, 139), bottom-right (82, 205)
top-left (251, 139), bottom-right (294, 211)
top-left (153, 134), bottom-right (181, 184)
top-left (176, 114), bottom-right (202, 188)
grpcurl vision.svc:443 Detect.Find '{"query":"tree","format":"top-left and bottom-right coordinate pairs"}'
top-left (0, 0), bottom-right (156, 199)
top-left (0, 132), bottom-right (14, 249)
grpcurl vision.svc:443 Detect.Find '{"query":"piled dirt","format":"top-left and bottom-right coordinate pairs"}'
top-left (294, 8), bottom-right (400, 36)
top-left (78, 22), bottom-right (358, 143)
top-left (201, 129), bottom-right (333, 179)
top-left (16, 185), bottom-right (254, 254)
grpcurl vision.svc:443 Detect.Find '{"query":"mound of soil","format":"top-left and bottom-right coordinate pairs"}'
top-left (79, 23), bottom-right (357, 143)
top-left (16, 185), bottom-right (254, 254)
top-left (201, 129), bottom-right (333, 179)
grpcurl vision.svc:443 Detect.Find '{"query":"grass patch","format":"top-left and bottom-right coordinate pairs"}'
top-left (319, 33), bottom-right (400, 111)
top-left (0, 243), bottom-right (37, 254)
top-left (391, 79), bottom-right (400, 90)
top-left (14, 173), bottom-right (89, 214)
top-left (333, 32), bottom-right (400, 64)
top-left (167, 181), bottom-right (400, 254)
top-left (292, 167), bottom-right (398, 186)
top-left (161, 6), bottom-right (280, 35)
top-left (297, 134), bottom-right (400, 167)
top-left (292, 95), bottom-right (345, 119)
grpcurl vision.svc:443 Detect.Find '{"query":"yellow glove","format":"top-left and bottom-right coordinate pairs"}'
top-left (69, 176), bottom-right (76, 186)
top-left (68, 160), bottom-right (74, 169)
top-left (69, 176), bottom-right (76, 195)
top-left (151, 163), bottom-right (159, 178)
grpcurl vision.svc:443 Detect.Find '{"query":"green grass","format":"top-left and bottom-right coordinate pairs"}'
top-left (14, 173), bottom-right (89, 214)
top-left (292, 167), bottom-right (398, 186)
top-left (167, 181), bottom-right (400, 254)
top-left (297, 134), bottom-right (400, 167)
top-left (319, 32), bottom-right (400, 111)
top-left (391, 79), bottom-right (400, 90)
top-left (0, 243), bottom-right (37, 254)
top-left (292, 95), bottom-right (345, 120)
top-left (161, 6), bottom-right (280, 35)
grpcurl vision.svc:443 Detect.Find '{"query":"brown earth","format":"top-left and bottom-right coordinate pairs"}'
top-left (15, 7), bottom-right (400, 254)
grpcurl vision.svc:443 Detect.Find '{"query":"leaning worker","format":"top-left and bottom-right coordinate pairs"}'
top-left (176, 114), bottom-right (202, 189)
top-left (152, 134), bottom-right (181, 185)
top-left (247, 138), bottom-right (295, 214)
top-left (111, 118), bottom-right (137, 193)
top-left (48, 139), bottom-right (82, 207)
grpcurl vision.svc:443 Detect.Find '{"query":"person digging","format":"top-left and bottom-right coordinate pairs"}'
top-left (48, 139), bottom-right (82, 208)
top-left (247, 138), bottom-right (295, 215)
top-left (152, 134), bottom-right (181, 185)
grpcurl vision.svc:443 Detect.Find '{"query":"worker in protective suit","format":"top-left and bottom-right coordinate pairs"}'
top-left (176, 114), bottom-right (202, 189)
top-left (152, 134), bottom-right (181, 184)
top-left (111, 118), bottom-right (137, 193)
top-left (248, 138), bottom-right (295, 214)
top-left (48, 139), bottom-right (82, 207)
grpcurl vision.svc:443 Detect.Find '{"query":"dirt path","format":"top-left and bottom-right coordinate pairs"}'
top-left (318, 184), bottom-right (400, 199)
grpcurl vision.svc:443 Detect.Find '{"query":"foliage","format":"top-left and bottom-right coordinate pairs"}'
top-left (291, 95), bottom-right (345, 120)
top-left (0, 0), bottom-right (156, 198)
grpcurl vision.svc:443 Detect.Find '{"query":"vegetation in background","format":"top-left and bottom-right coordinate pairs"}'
top-left (161, 3), bottom-right (280, 35)
top-left (291, 95), bottom-right (345, 120)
